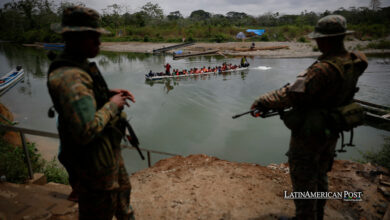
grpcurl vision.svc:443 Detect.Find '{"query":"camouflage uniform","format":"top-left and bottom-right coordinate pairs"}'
top-left (47, 6), bottom-right (133, 220)
top-left (252, 15), bottom-right (367, 220)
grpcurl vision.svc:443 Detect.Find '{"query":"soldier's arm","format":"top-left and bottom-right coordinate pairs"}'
top-left (254, 85), bottom-right (292, 110)
top-left (54, 68), bottom-right (118, 145)
top-left (253, 62), bottom-right (338, 110)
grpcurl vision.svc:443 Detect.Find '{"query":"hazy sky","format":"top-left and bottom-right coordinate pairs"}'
top-left (1, 0), bottom-right (390, 16)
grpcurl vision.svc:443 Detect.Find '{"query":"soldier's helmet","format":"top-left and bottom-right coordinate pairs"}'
top-left (51, 6), bottom-right (110, 34)
top-left (308, 15), bottom-right (354, 39)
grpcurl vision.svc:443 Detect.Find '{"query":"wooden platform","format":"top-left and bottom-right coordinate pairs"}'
top-left (152, 42), bottom-right (195, 53)
top-left (234, 45), bottom-right (289, 52)
top-left (173, 49), bottom-right (219, 59)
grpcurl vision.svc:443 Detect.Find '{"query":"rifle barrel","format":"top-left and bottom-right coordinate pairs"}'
top-left (232, 110), bottom-right (254, 119)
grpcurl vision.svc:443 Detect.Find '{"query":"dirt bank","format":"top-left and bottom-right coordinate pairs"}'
top-left (1, 154), bottom-right (389, 219)
top-left (100, 40), bottom-right (390, 58)
top-left (130, 154), bottom-right (389, 219)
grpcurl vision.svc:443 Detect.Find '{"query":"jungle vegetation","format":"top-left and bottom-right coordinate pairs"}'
top-left (0, 0), bottom-right (389, 44)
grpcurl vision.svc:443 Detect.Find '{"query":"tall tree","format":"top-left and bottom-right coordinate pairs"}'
top-left (370, 0), bottom-right (381, 11)
top-left (141, 2), bottom-right (163, 20)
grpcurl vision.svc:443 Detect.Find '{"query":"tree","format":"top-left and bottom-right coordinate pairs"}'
top-left (167, 11), bottom-right (183, 21)
top-left (190, 10), bottom-right (211, 21)
top-left (370, 0), bottom-right (381, 11)
top-left (141, 2), bottom-right (163, 20)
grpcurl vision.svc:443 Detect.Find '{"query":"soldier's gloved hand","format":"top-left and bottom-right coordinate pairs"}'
top-left (250, 100), bottom-right (268, 118)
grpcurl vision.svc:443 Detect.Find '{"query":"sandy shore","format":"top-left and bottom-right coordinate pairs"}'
top-left (100, 40), bottom-right (390, 58)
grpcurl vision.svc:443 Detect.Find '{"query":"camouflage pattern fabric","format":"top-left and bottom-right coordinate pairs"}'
top-left (253, 51), bottom-right (367, 219)
top-left (51, 5), bottom-right (110, 34)
top-left (287, 134), bottom-right (338, 220)
top-left (308, 14), bottom-right (354, 39)
top-left (47, 51), bottom-right (132, 218)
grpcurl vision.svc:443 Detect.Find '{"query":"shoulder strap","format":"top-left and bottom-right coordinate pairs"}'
top-left (48, 58), bottom-right (88, 76)
top-left (320, 55), bottom-right (348, 79)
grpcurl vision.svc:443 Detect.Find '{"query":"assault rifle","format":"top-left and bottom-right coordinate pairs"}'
top-left (232, 109), bottom-right (281, 119)
top-left (122, 118), bottom-right (145, 160)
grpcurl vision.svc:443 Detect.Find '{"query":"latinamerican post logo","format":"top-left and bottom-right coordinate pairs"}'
top-left (284, 191), bottom-right (363, 202)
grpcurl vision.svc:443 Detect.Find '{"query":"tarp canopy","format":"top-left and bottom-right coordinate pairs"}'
top-left (246, 29), bottom-right (265, 36)
top-left (236, 32), bottom-right (246, 39)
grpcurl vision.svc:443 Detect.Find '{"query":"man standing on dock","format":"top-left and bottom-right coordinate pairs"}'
top-left (250, 15), bottom-right (367, 220)
top-left (47, 6), bottom-right (135, 220)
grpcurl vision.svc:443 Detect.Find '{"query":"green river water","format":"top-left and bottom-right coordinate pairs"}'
top-left (1, 43), bottom-right (389, 174)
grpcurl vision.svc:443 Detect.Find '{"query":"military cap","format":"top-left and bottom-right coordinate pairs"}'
top-left (308, 15), bottom-right (354, 39)
top-left (51, 6), bottom-right (110, 34)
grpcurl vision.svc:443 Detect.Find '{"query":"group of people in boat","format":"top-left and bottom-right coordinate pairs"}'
top-left (147, 58), bottom-right (250, 78)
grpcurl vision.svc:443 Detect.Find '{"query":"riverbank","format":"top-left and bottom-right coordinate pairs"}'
top-left (1, 155), bottom-right (389, 219)
top-left (100, 40), bottom-right (390, 58)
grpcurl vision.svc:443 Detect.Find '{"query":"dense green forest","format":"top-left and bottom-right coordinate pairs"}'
top-left (0, 0), bottom-right (389, 43)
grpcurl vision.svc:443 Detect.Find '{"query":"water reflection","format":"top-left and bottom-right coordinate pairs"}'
top-left (0, 43), bottom-right (50, 77)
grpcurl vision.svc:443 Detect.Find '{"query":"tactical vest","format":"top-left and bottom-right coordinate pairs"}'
top-left (283, 51), bottom-right (368, 137)
top-left (321, 51), bottom-right (367, 107)
top-left (47, 58), bottom-right (110, 112)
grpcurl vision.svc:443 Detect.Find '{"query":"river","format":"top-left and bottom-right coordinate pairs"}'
top-left (1, 43), bottom-right (389, 174)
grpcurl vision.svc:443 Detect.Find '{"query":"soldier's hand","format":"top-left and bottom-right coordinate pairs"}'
top-left (250, 103), bottom-right (261, 117)
top-left (110, 93), bottom-right (130, 110)
top-left (250, 101), bottom-right (268, 118)
top-left (110, 89), bottom-right (135, 103)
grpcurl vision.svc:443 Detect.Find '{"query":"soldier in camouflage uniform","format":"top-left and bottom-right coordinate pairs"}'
top-left (47, 6), bottom-right (135, 220)
top-left (251, 15), bottom-right (368, 220)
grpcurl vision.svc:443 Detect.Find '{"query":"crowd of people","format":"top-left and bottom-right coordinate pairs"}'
top-left (147, 61), bottom-right (249, 77)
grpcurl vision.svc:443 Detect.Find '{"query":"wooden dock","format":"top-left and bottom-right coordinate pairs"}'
top-left (234, 45), bottom-right (289, 52)
top-left (152, 42), bottom-right (195, 53)
top-left (173, 49), bottom-right (219, 59)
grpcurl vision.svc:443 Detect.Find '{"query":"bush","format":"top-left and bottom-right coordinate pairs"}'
top-left (213, 34), bottom-right (229, 43)
top-left (0, 139), bottom-right (44, 183)
top-left (44, 157), bottom-right (69, 184)
top-left (361, 137), bottom-right (390, 170)
top-left (187, 35), bottom-right (194, 42)
top-left (366, 40), bottom-right (390, 49)
top-left (297, 36), bottom-right (307, 43)
top-left (260, 35), bottom-right (269, 41)
top-left (0, 137), bottom-right (68, 184)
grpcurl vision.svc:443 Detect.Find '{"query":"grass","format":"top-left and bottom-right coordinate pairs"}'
top-left (360, 137), bottom-right (390, 170)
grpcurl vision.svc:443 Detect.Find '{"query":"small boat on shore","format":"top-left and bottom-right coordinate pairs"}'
top-left (354, 99), bottom-right (390, 131)
top-left (145, 67), bottom-right (249, 81)
top-left (0, 66), bottom-right (24, 95)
